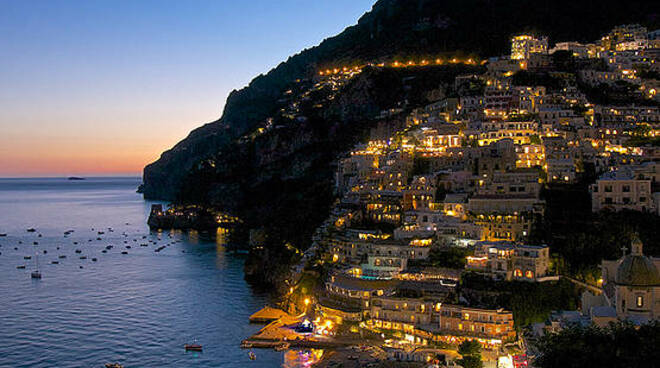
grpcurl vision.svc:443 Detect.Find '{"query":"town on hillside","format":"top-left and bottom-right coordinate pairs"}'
top-left (235, 24), bottom-right (660, 368)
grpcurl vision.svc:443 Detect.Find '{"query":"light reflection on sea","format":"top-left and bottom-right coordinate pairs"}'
top-left (0, 177), bottom-right (318, 368)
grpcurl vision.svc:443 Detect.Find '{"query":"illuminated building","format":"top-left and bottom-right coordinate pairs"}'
top-left (466, 242), bottom-right (550, 281)
top-left (590, 167), bottom-right (655, 213)
top-left (511, 35), bottom-right (548, 60)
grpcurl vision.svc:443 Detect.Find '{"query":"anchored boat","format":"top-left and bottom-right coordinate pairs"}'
top-left (184, 344), bottom-right (203, 352)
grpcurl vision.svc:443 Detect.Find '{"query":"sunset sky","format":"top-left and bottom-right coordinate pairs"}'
top-left (0, 0), bottom-right (374, 177)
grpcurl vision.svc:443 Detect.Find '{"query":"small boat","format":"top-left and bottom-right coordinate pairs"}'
top-left (91, 258), bottom-right (97, 262)
top-left (248, 351), bottom-right (256, 360)
top-left (105, 245), bottom-right (113, 250)
top-left (80, 256), bottom-right (87, 260)
top-left (24, 256), bottom-right (32, 260)
top-left (101, 250), bottom-right (107, 253)
top-left (26, 228), bottom-right (36, 232)
top-left (184, 344), bottom-right (203, 352)
top-left (16, 265), bottom-right (26, 269)
top-left (104, 363), bottom-right (122, 368)
top-left (67, 176), bottom-right (85, 181)
top-left (240, 341), bottom-right (253, 349)
top-left (31, 255), bottom-right (41, 279)
top-left (33, 241), bottom-right (39, 245)
top-left (0, 233), bottom-right (7, 237)
top-left (121, 251), bottom-right (128, 255)
top-left (59, 255), bottom-right (66, 259)
top-left (51, 261), bottom-right (59, 264)
top-left (75, 249), bottom-right (82, 254)
top-left (98, 231), bottom-right (105, 235)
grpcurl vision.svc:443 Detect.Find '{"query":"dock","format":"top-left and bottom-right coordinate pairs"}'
top-left (249, 306), bottom-right (291, 324)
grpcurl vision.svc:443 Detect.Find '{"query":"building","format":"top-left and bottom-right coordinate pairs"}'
top-left (466, 242), bottom-right (550, 281)
top-left (511, 35), bottom-right (548, 61)
top-left (590, 168), bottom-right (655, 213)
top-left (611, 238), bottom-right (660, 322)
top-left (586, 237), bottom-right (660, 324)
top-left (550, 42), bottom-right (590, 58)
top-left (368, 296), bottom-right (516, 344)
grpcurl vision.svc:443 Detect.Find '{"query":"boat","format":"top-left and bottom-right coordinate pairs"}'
top-left (75, 249), bottom-right (82, 253)
top-left (274, 342), bottom-right (290, 351)
top-left (16, 265), bottom-right (26, 269)
top-left (80, 256), bottom-right (87, 260)
top-left (0, 233), bottom-right (7, 237)
top-left (59, 255), bottom-right (66, 259)
top-left (24, 256), bottom-right (32, 260)
top-left (51, 261), bottom-right (59, 264)
top-left (26, 228), bottom-right (36, 232)
top-left (184, 344), bottom-right (203, 352)
top-left (31, 255), bottom-right (41, 279)
top-left (121, 251), bottom-right (128, 255)
top-left (248, 351), bottom-right (256, 360)
top-left (240, 341), bottom-right (253, 349)
top-left (104, 363), bottom-right (122, 368)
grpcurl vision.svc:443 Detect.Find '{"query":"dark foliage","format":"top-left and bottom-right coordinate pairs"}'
top-left (532, 184), bottom-right (660, 280)
top-left (461, 273), bottom-right (579, 327)
top-left (535, 321), bottom-right (660, 368)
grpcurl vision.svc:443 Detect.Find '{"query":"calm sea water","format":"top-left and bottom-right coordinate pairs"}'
top-left (0, 177), bottom-right (316, 368)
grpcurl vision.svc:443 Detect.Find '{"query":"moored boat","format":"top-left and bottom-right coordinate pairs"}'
top-left (184, 344), bottom-right (203, 352)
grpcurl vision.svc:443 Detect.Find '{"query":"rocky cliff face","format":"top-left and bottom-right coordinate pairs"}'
top-left (140, 0), bottom-right (658, 286)
top-left (141, 0), bottom-right (658, 201)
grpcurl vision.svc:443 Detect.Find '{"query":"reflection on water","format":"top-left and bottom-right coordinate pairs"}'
top-left (0, 177), bottom-right (318, 368)
top-left (283, 349), bottom-right (324, 368)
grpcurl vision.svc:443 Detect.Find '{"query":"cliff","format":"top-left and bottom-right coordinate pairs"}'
top-left (141, 0), bottom-right (659, 286)
top-left (142, 0), bottom-right (658, 200)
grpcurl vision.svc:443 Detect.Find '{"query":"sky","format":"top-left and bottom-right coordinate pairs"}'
top-left (0, 0), bottom-right (375, 177)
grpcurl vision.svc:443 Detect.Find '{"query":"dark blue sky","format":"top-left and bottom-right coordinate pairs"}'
top-left (0, 0), bottom-right (375, 176)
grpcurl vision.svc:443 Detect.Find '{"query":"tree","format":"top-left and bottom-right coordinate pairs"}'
top-left (459, 355), bottom-right (483, 368)
top-left (458, 339), bottom-right (481, 356)
top-left (534, 321), bottom-right (660, 368)
top-left (458, 340), bottom-right (483, 368)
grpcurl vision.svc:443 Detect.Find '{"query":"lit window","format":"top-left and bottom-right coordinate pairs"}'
top-left (637, 296), bottom-right (644, 308)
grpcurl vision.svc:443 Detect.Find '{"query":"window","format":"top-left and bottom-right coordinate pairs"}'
top-left (622, 185), bottom-right (631, 192)
top-left (637, 296), bottom-right (644, 308)
top-left (604, 185), bottom-right (613, 192)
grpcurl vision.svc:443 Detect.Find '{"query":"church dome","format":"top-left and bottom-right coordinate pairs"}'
top-left (615, 237), bottom-right (660, 287)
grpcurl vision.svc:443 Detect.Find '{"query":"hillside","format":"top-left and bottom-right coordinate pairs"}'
top-left (140, 0), bottom-right (659, 285)
top-left (141, 0), bottom-right (659, 200)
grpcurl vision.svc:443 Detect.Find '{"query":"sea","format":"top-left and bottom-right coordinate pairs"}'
top-left (0, 177), bottom-right (321, 368)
